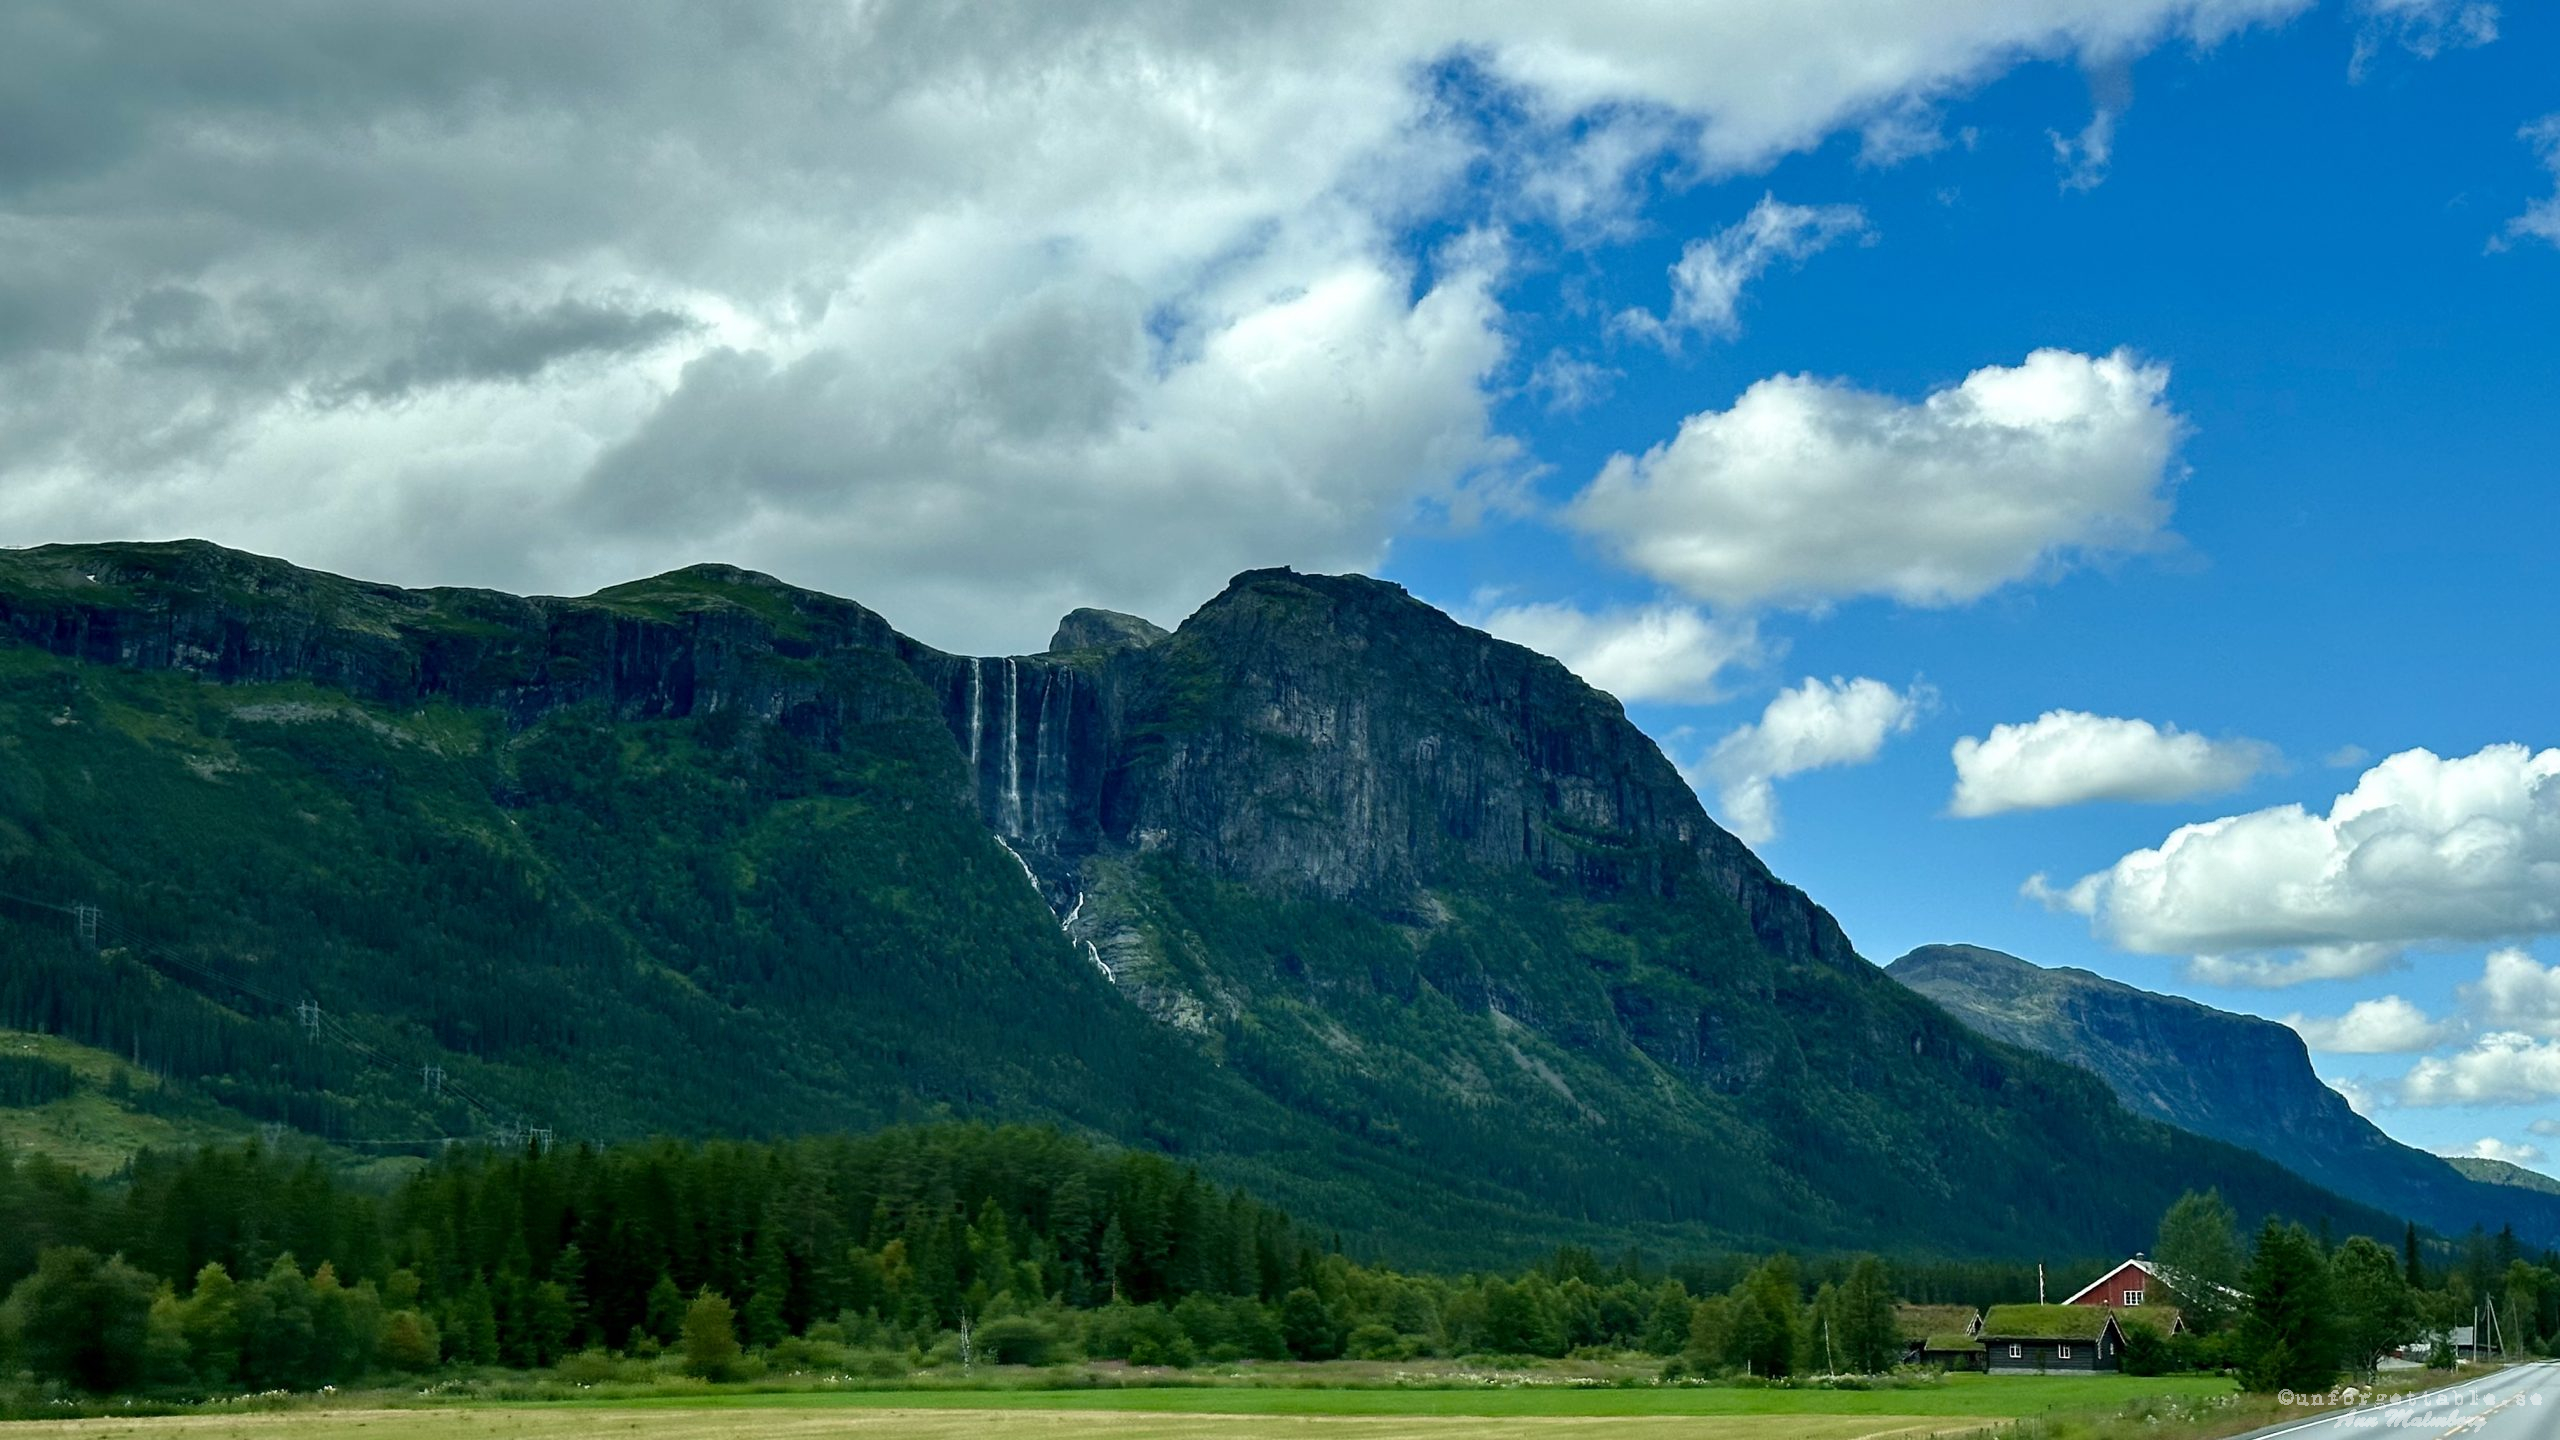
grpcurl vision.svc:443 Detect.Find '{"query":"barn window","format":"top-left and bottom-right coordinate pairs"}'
top-left (2008, 1344), bottom-right (2023, 1358)
top-left (2057, 1345), bottom-right (2072, 1359)
top-left (2124, 1290), bottom-right (2143, 1305)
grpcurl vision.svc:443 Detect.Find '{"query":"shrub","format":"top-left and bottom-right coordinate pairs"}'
top-left (977, 1315), bottom-right (1061, 1367)
top-left (1345, 1323), bottom-right (1407, 1361)
top-left (680, 1290), bottom-right (742, 1382)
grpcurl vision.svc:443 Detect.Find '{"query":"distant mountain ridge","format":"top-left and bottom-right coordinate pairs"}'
top-left (2449, 1157), bottom-right (2560, 1199)
top-left (0, 540), bottom-right (2401, 1262)
top-left (1890, 943), bottom-right (2560, 1244)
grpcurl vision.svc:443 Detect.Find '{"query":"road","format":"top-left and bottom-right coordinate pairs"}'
top-left (2237, 1362), bottom-right (2560, 1440)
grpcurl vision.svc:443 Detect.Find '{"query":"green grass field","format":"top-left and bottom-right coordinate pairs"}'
top-left (0, 1375), bottom-right (2237, 1440)
top-left (560, 1373), bottom-right (2233, 1418)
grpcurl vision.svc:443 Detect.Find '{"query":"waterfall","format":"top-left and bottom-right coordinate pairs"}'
top-left (1002, 657), bottom-right (1022, 835)
top-left (992, 835), bottom-right (1040, 890)
top-left (1030, 668), bottom-right (1054, 841)
top-left (966, 658), bottom-right (983, 809)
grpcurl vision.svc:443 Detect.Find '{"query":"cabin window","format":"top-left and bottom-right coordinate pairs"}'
top-left (2008, 1344), bottom-right (2023, 1358)
top-left (2124, 1290), bottom-right (2143, 1305)
top-left (2057, 1345), bottom-right (2073, 1359)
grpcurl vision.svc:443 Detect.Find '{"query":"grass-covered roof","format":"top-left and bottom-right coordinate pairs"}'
top-left (1980, 1304), bottom-right (2118, 1340)
top-left (2118, 1305), bottom-right (2182, 1337)
top-left (1894, 1303), bottom-right (1981, 1341)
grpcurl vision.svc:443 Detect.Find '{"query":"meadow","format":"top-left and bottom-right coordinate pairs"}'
top-left (0, 1373), bottom-right (2241, 1440)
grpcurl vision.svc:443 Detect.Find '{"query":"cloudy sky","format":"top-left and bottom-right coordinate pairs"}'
top-left (5, 1), bottom-right (2557, 1168)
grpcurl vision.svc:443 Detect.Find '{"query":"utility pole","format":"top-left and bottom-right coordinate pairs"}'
top-left (73, 904), bottom-right (99, 950)
top-left (296, 1000), bottom-right (322, 1037)
top-left (2038, 1263), bottom-right (2047, 1305)
top-left (421, 1065), bottom-right (445, 1098)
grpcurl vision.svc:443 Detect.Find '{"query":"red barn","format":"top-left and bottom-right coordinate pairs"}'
top-left (2063, 1256), bottom-right (2163, 1309)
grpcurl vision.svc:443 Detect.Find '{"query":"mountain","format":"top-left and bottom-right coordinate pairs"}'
top-left (1890, 944), bottom-right (2560, 1244)
top-left (2448, 1157), bottom-right (2560, 1199)
top-left (0, 540), bottom-right (2399, 1261)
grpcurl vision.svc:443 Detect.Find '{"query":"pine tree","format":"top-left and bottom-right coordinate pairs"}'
top-left (643, 1272), bottom-right (686, 1348)
top-left (2238, 1220), bottom-right (2339, 1393)
top-left (743, 1226), bottom-right (790, 1349)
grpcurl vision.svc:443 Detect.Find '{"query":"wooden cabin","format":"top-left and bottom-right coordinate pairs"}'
top-left (1895, 1304), bottom-right (1984, 1369)
top-left (1978, 1304), bottom-right (2131, 1373)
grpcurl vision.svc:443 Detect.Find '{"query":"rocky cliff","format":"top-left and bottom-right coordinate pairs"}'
top-left (0, 540), bottom-right (2402, 1259)
top-left (1891, 944), bottom-right (2560, 1244)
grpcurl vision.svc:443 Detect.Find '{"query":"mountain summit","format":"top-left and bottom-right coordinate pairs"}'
top-left (0, 541), bottom-right (2399, 1258)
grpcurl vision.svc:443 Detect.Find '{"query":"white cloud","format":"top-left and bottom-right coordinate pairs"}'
top-left (2462, 947), bottom-right (2560, 1038)
top-left (2028, 744), bottom-right (2560, 986)
top-left (2529, 1118), bottom-right (2560, 1137)
top-left (2499, 116), bottom-right (2560, 253)
top-left (2405, 1032), bottom-right (2560, 1106)
top-left (2283, 996), bottom-right (2462, 1054)
top-left (2351, 0), bottom-right (2499, 78)
top-left (1619, 195), bottom-right (1868, 344)
top-left (1951, 710), bottom-right (2274, 817)
top-left (1477, 602), bottom-right (1762, 705)
top-left (2436, 1136), bottom-right (2546, 1165)
top-left (1569, 349), bottom-right (2186, 611)
top-left (1695, 676), bottom-right (1928, 844)
top-left (2329, 1076), bottom-right (2385, 1116)
top-left (0, 1), bottom-right (2312, 650)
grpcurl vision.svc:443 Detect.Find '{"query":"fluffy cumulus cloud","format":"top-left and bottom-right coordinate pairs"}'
top-left (1619, 195), bottom-right (1869, 344)
top-left (1951, 710), bottom-right (2273, 816)
top-left (2436, 1137), bottom-right (2545, 1165)
top-left (2501, 116), bottom-right (2560, 252)
top-left (1569, 349), bottom-right (2187, 611)
top-left (0, 0), bottom-right (2309, 652)
top-left (2282, 996), bottom-right (2461, 1054)
top-left (2029, 744), bottom-right (2560, 985)
top-left (2461, 948), bottom-right (2560, 1037)
top-left (2403, 1033), bottom-right (2560, 1107)
top-left (1694, 677), bottom-right (1928, 844)
top-left (1476, 602), bottom-right (1762, 705)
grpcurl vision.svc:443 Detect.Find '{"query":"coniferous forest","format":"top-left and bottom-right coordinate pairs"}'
top-left (6, 1127), bottom-right (2552, 1404)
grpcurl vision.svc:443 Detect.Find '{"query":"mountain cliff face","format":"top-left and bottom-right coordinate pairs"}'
top-left (1891, 944), bottom-right (2560, 1244)
top-left (0, 541), bottom-right (2397, 1259)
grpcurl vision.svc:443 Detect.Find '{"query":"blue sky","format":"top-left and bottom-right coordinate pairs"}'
top-left (1389, 2), bottom-right (2560, 1169)
top-left (3, 2), bottom-right (2554, 1169)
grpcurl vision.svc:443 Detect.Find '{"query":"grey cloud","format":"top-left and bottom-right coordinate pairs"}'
top-left (0, 0), bottom-right (2320, 650)
top-left (323, 298), bottom-right (697, 405)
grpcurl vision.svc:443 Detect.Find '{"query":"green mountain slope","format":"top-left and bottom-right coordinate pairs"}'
top-left (0, 541), bottom-right (2401, 1261)
top-left (1890, 943), bottom-right (2560, 1245)
top-left (2447, 1156), bottom-right (2560, 1199)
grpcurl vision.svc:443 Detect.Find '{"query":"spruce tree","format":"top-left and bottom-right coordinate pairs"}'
top-left (2238, 1220), bottom-right (2339, 1393)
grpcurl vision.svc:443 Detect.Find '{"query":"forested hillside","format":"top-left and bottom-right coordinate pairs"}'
top-left (0, 540), bottom-right (2400, 1262)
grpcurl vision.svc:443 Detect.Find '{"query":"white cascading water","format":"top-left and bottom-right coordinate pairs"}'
top-left (993, 840), bottom-right (1115, 984)
top-left (1029, 669), bottom-right (1050, 841)
top-left (966, 658), bottom-right (983, 804)
top-left (992, 835), bottom-right (1039, 889)
top-left (1002, 657), bottom-right (1022, 835)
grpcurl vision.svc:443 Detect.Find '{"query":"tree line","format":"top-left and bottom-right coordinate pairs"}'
top-left (8, 1126), bottom-right (2558, 1400)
